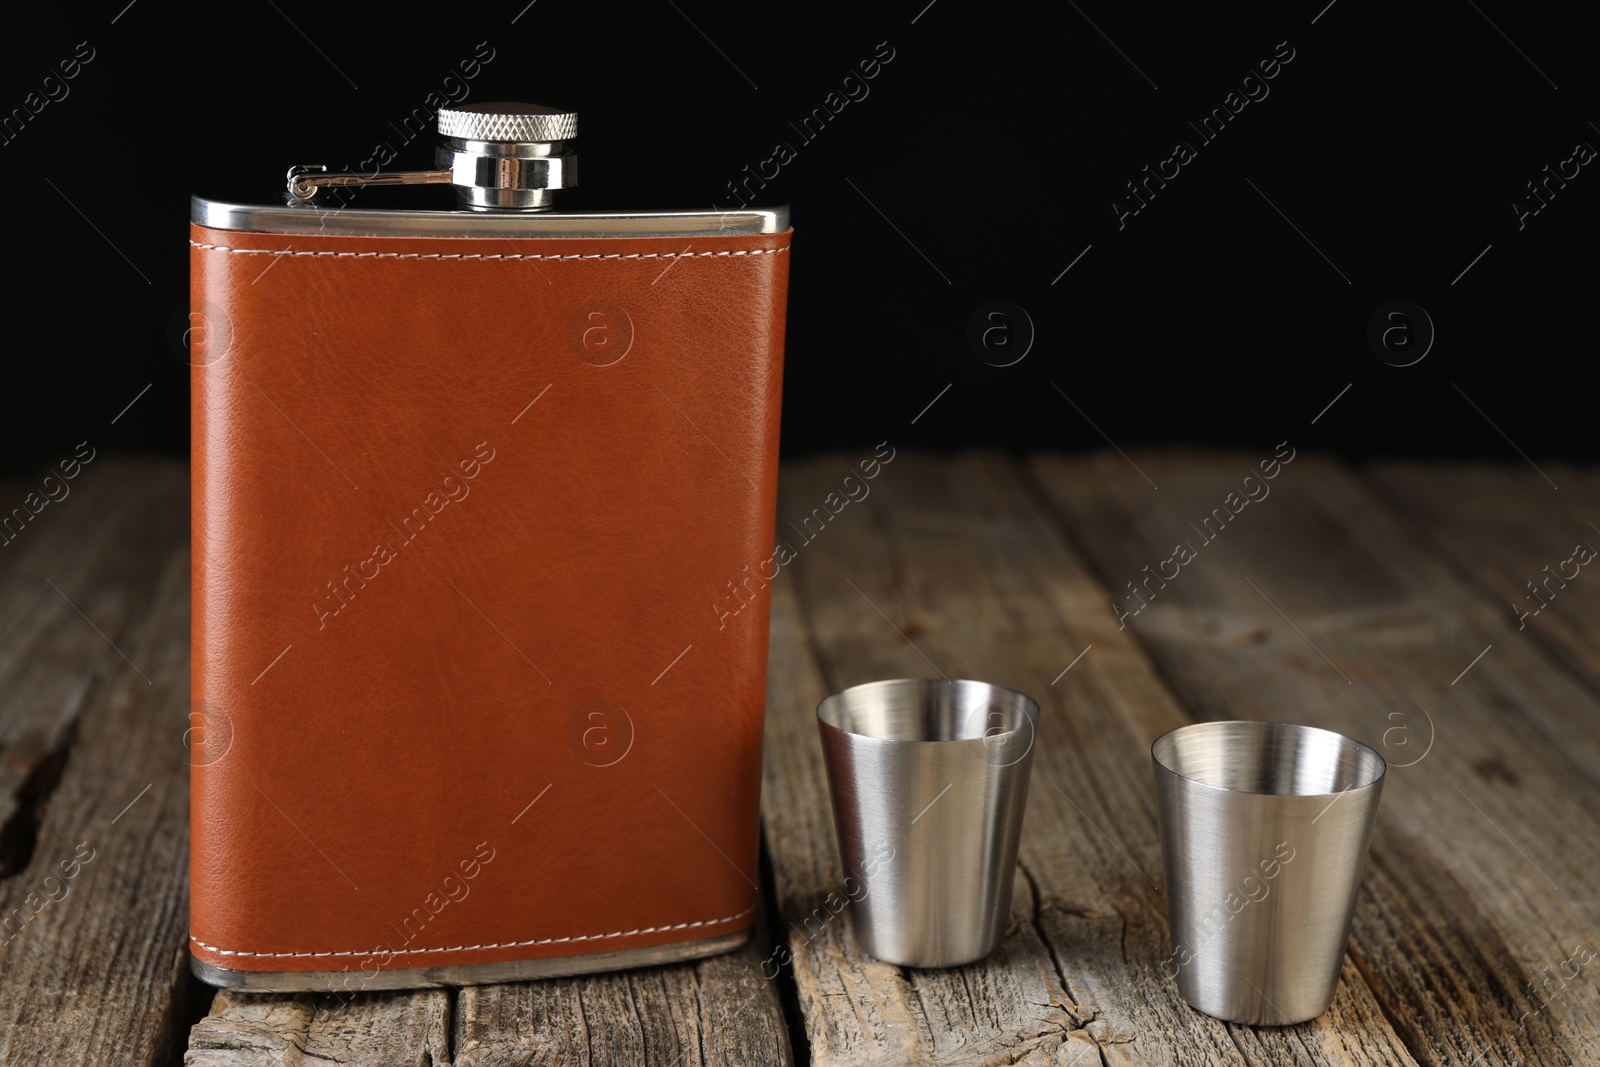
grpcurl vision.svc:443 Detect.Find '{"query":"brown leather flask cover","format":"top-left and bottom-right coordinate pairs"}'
top-left (189, 221), bottom-right (790, 983)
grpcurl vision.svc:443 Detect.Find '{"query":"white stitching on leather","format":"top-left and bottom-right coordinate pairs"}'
top-left (189, 902), bottom-right (755, 959)
top-left (188, 231), bottom-right (773, 963)
top-left (189, 240), bottom-right (787, 261)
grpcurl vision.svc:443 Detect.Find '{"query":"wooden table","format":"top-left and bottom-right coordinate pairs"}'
top-left (2, 452), bottom-right (1597, 1066)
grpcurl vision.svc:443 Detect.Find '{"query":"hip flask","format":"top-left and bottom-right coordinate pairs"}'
top-left (187, 102), bottom-right (791, 992)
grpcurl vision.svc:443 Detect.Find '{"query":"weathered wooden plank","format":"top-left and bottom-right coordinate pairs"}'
top-left (0, 459), bottom-right (197, 1066)
top-left (762, 453), bottom-right (1421, 1066)
top-left (1373, 461), bottom-right (1600, 723)
top-left (1034, 450), bottom-right (1600, 1065)
top-left (0, 464), bottom-right (123, 874)
top-left (186, 991), bottom-right (452, 1067)
top-left (453, 938), bottom-right (794, 1067)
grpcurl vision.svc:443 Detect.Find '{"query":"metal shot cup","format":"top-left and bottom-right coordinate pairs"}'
top-left (1152, 720), bottom-right (1386, 1026)
top-left (816, 679), bottom-right (1039, 968)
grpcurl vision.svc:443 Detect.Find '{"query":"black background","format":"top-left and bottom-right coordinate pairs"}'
top-left (2, 0), bottom-right (1593, 475)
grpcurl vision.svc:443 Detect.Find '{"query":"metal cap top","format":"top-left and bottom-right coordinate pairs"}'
top-left (437, 102), bottom-right (578, 143)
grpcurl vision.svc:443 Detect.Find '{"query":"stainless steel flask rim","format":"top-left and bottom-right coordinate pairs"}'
top-left (1151, 720), bottom-right (1386, 798)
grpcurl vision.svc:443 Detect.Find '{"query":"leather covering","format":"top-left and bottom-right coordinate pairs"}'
top-left (188, 221), bottom-right (790, 982)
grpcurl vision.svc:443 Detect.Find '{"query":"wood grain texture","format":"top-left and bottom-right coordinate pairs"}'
top-left (761, 453), bottom-right (1422, 1066)
top-left (1373, 461), bottom-right (1600, 698)
top-left (453, 940), bottom-right (793, 1067)
top-left (186, 991), bottom-right (452, 1067)
top-left (1033, 450), bottom-right (1600, 1066)
top-left (0, 459), bottom-right (197, 1067)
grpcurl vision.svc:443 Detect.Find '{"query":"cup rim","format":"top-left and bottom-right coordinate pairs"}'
top-left (815, 677), bottom-right (1039, 744)
top-left (1150, 719), bottom-right (1386, 798)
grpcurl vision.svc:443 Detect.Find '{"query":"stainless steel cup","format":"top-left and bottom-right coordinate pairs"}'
top-left (1152, 720), bottom-right (1386, 1025)
top-left (817, 679), bottom-right (1039, 968)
